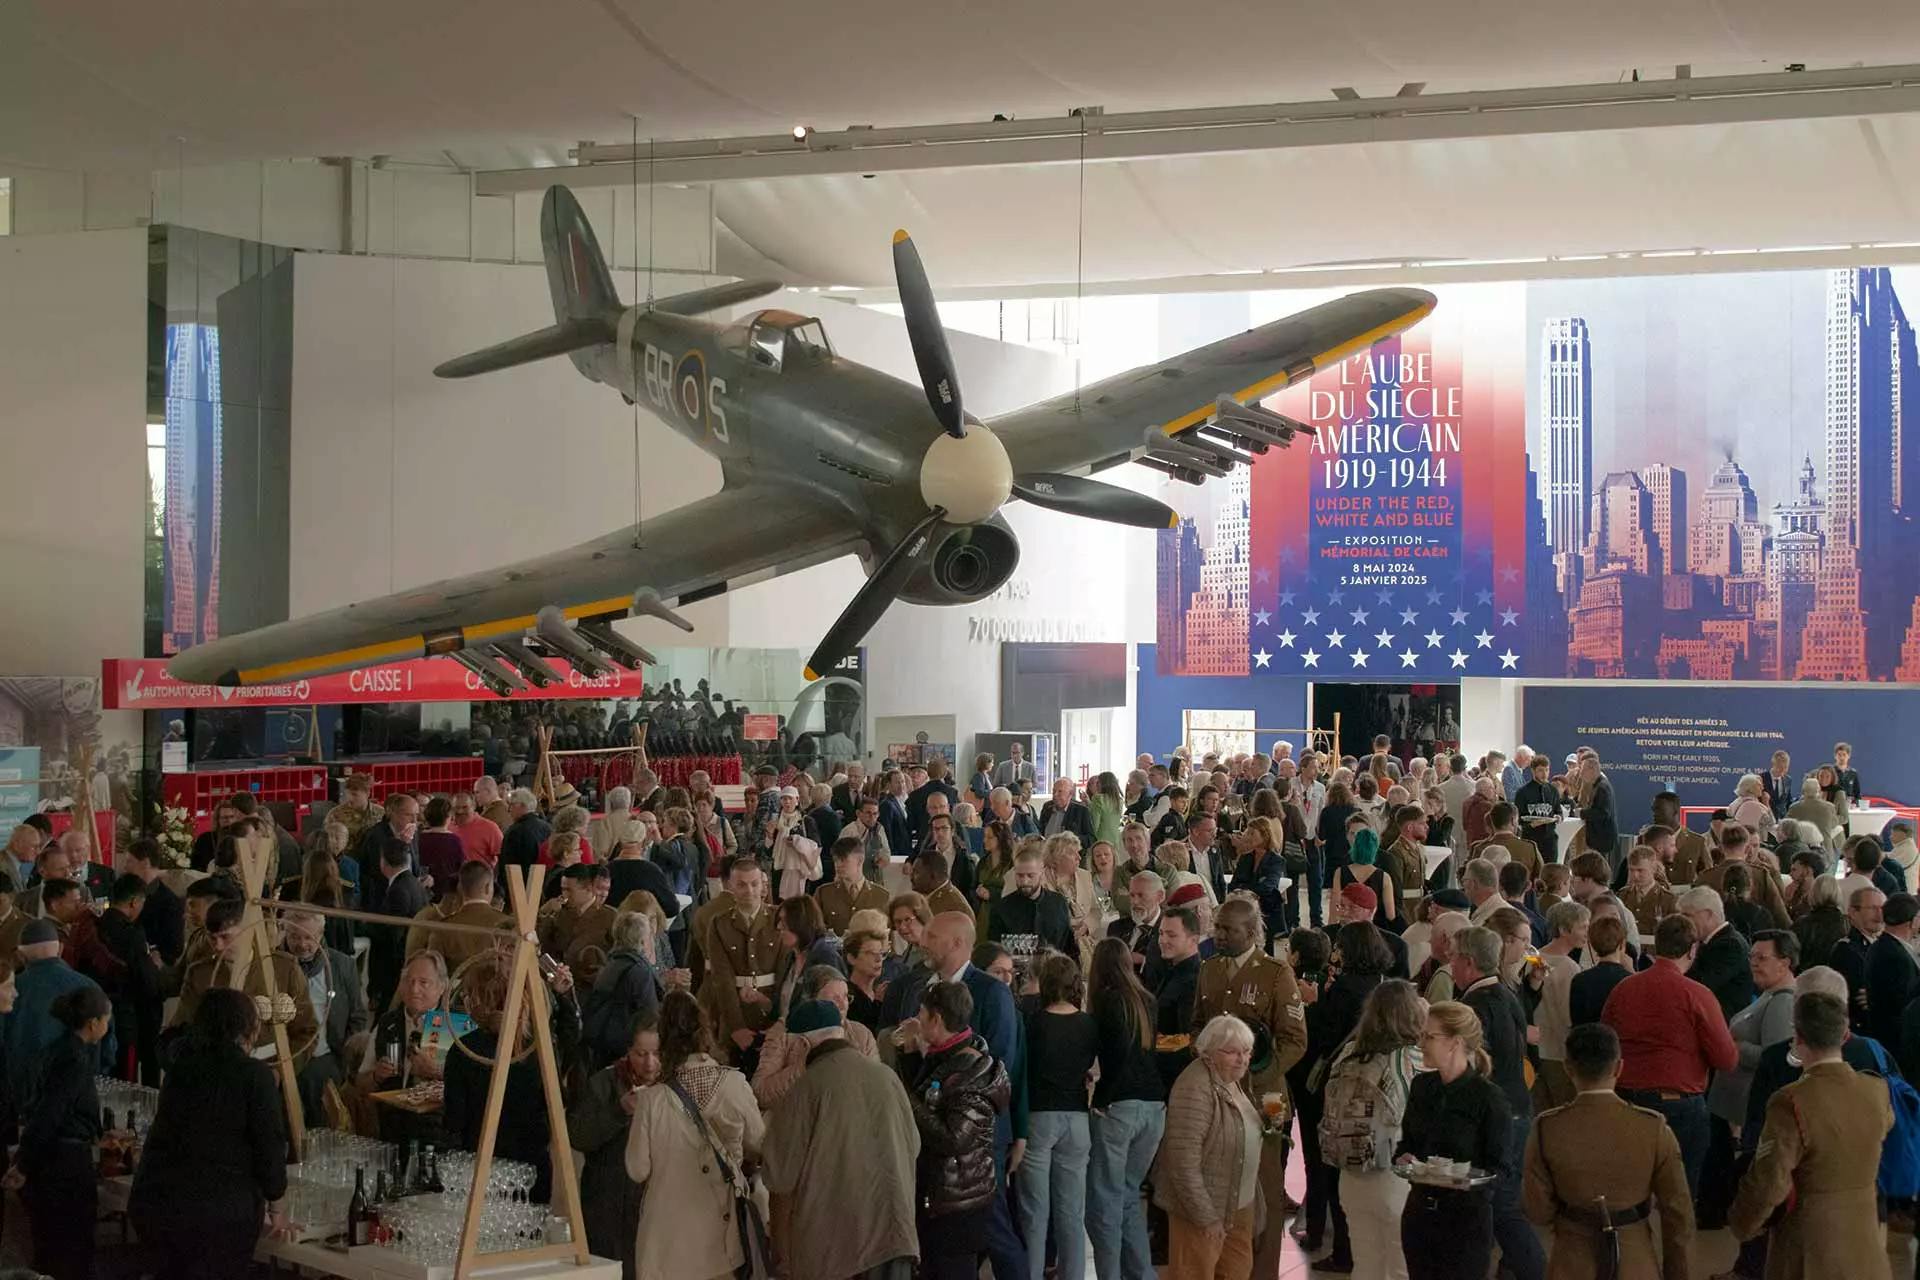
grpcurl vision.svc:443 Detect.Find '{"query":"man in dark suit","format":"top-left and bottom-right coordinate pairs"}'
top-left (1865, 892), bottom-right (1919, 1048)
top-left (1036, 777), bottom-right (1094, 852)
top-left (354, 792), bottom-right (423, 882)
top-left (830, 763), bottom-right (867, 823)
top-left (1830, 885), bottom-right (1882, 1034)
top-left (905, 758), bottom-right (960, 849)
top-left (1679, 886), bottom-right (1754, 1022)
top-left (910, 911), bottom-right (1028, 1280)
top-left (1759, 750), bottom-right (1795, 822)
top-left (124, 837), bottom-right (185, 965)
top-left (282, 907), bottom-right (370, 1126)
top-left (1182, 812), bottom-right (1232, 905)
top-left (1109, 869), bottom-right (1166, 988)
top-left (498, 788), bottom-right (552, 883)
top-left (363, 836), bottom-right (428, 1013)
top-left (879, 772), bottom-right (914, 862)
top-left (1152, 902), bottom-right (1206, 1033)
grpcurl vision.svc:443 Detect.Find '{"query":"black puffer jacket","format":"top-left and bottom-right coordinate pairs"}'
top-left (908, 1031), bottom-right (1010, 1217)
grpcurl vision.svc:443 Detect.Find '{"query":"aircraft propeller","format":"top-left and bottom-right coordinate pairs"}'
top-left (804, 232), bottom-right (1180, 679)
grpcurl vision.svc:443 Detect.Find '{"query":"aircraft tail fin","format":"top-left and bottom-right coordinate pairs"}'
top-left (541, 184), bottom-right (621, 377)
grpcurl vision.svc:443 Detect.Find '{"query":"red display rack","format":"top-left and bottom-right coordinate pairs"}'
top-left (355, 758), bottom-right (487, 801)
top-left (162, 766), bottom-right (331, 820)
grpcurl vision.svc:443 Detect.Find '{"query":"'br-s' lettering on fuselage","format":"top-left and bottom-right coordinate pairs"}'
top-left (641, 342), bottom-right (729, 443)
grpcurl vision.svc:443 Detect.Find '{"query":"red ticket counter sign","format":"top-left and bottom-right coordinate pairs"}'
top-left (741, 714), bottom-right (780, 741)
top-left (102, 657), bottom-right (647, 710)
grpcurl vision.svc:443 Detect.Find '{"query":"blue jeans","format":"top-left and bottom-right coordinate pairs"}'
top-left (1619, 1088), bottom-right (1710, 1200)
top-left (1086, 1100), bottom-right (1165, 1280)
top-left (1017, 1111), bottom-right (1090, 1280)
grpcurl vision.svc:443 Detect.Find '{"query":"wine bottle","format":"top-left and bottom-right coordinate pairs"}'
top-left (373, 1169), bottom-right (389, 1204)
top-left (424, 1146), bottom-right (444, 1194)
top-left (347, 1166), bottom-right (372, 1247)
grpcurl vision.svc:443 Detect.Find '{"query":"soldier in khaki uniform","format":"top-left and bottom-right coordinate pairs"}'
top-left (909, 848), bottom-right (974, 921)
top-left (1649, 793), bottom-right (1713, 886)
top-left (685, 888), bottom-right (735, 990)
top-left (331, 775), bottom-right (380, 851)
top-left (697, 857), bottom-right (782, 1063)
top-left (814, 837), bottom-right (891, 935)
top-left (538, 864), bottom-right (616, 988)
top-left (1617, 847), bottom-right (1679, 942)
top-left (168, 898), bottom-right (319, 1065)
top-left (1694, 826), bottom-right (1790, 929)
top-left (1476, 804), bottom-right (1543, 880)
top-left (1191, 897), bottom-right (1307, 1272)
top-left (1523, 1022), bottom-right (1693, 1280)
top-left (407, 860), bottom-right (512, 977)
top-left (1728, 991), bottom-right (1893, 1280)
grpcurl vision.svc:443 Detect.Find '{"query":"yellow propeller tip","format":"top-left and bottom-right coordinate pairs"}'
top-left (804, 667), bottom-right (821, 681)
top-left (892, 229), bottom-right (910, 245)
top-left (1167, 513), bottom-right (1180, 529)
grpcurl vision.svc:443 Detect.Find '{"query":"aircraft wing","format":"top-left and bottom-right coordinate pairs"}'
top-left (168, 484), bottom-right (866, 686)
top-left (988, 287), bottom-right (1434, 476)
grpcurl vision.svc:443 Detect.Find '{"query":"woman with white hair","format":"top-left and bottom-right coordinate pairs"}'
top-left (1728, 775), bottom-right (1774, 837)
top-left (587, 785), bottom-right (643, 860)
top-left (1152, 1014), bottom-right (1264, 1277)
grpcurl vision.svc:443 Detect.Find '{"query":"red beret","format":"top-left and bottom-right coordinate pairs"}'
top-left (1167, 883), bottom-right (1207, 909)
top-left (1340, 881), bottom-right (1379, 912)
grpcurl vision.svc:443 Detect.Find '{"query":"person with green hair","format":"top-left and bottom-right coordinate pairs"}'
top-left (1329, 825), bottom-right (1400, 927)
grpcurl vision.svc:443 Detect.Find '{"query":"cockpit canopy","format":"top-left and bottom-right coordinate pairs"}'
top-left (719, 309), bottom-right (833, 372)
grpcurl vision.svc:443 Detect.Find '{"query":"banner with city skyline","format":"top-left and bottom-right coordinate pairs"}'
top-left (1157, 266), bottom-right (1920, 683)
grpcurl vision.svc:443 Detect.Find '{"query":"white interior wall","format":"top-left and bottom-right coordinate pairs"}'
top-left (0, 228), bottom-right (147, 675)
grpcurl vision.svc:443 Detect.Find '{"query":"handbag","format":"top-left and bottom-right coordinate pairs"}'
top-left (668, 1081), bottom-right (772, 1280)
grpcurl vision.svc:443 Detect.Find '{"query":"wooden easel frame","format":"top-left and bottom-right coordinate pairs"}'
top-left (534, 722), bottom-right (648, 810)
top-left (228, 831), bottom-right (309, 1161)
top-left (244, 864), bottom-right (592, 1276)
top-left (452, 863), bottom-right (590, 1277)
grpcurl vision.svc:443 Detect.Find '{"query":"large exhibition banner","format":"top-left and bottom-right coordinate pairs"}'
top-left (1521, 682), bottom-right (1920, 820)
top-left (1157, 267), bottom-right (1920, 686)
top-left (1248, 286), bottom-right (1529, 682)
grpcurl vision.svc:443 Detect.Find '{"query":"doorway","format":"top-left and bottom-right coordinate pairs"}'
top-left (1309, 683), bottom-right (1461, 766)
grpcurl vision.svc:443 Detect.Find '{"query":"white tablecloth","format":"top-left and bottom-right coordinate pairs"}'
top-left (1556, 818), bottom-right (1585, 851)
top-left (1851, 808), bottom-right (1898, 838)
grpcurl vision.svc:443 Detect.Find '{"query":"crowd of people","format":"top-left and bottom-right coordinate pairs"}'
top-left (0, 733), bottom-right (1912, 1280)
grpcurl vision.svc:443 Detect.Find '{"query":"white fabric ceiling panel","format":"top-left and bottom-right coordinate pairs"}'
top-left (713, 114), bottom-right (1920, 290)
top-left (8, 0), bottom-right (1920, 171)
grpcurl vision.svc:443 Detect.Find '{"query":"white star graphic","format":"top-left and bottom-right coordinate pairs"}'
top-left (1326, 629), bottom-right (1346, 648)
top-left (1474, 630), bottom-right (1494, 648)
top-left (1253, 609), bottom-right (1273, 627)
top-left (1499, 608), bottom-right (1519, 627)
top-left (1449, 608), bottom-right (1470, 625)
top-left (1374, 629), bottom-right (1395, 648)
top-left (1279, 590), bottom-right (1297, 606)
top-left (1376, 588), bottom-right (1394, 605)
top-left (1399, 649), bottom-right (1419, 668)
top-left (1449, 649), bottom-right (1469, 669)
top-left (1276, 629), bottom-right (1298, 648)
top-left (1350, 607), bottom-right (1369, 625)
top-left (1328, 590), bottom-right (1346, 604)
top-left (1399, 608), bottom-right (1419, 626)
top-left (1475, 588), bottom-right (1494, 605)
top-left (1424, 630), bottom-right (1444, 648)
top-left (1499, 649), bottom-right (1520, 669)
top-left (1302, 608), bottom-right (1321, 626)
top-left (1350, 649), bottom-right (1370, 668)
top-left (1425, 588), bottom-right (1443, 604)
top-left (1301, 649), bottom-right (1321, 668)
top-left (1254, 649), bottom-right (1272, 668)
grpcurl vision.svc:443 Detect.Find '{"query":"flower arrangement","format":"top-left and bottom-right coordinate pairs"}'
top-left (153, 804), bottom-right (193, 869)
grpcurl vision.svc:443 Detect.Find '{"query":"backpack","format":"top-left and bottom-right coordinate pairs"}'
top-left (1318, 1046), bottom-right (1406, 1171)
top-left (1861, 1037), bottom-right (1920, 1199)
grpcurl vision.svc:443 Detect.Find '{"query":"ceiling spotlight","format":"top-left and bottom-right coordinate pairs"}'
top-left (792, 125), bottom-right (813, 141)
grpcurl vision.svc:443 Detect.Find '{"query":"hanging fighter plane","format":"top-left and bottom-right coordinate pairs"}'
top-left (169, 185), bottom-right (1434, 695)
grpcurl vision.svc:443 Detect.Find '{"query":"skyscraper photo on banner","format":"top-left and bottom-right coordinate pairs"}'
top-left (1156, 267), bottom-right (1920, 686)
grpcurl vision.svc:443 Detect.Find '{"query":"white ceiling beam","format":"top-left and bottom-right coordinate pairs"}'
top-left (473, 63), bottom-right (1920, 194)
top-left (814, 242), bottom-right (1920, 304)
